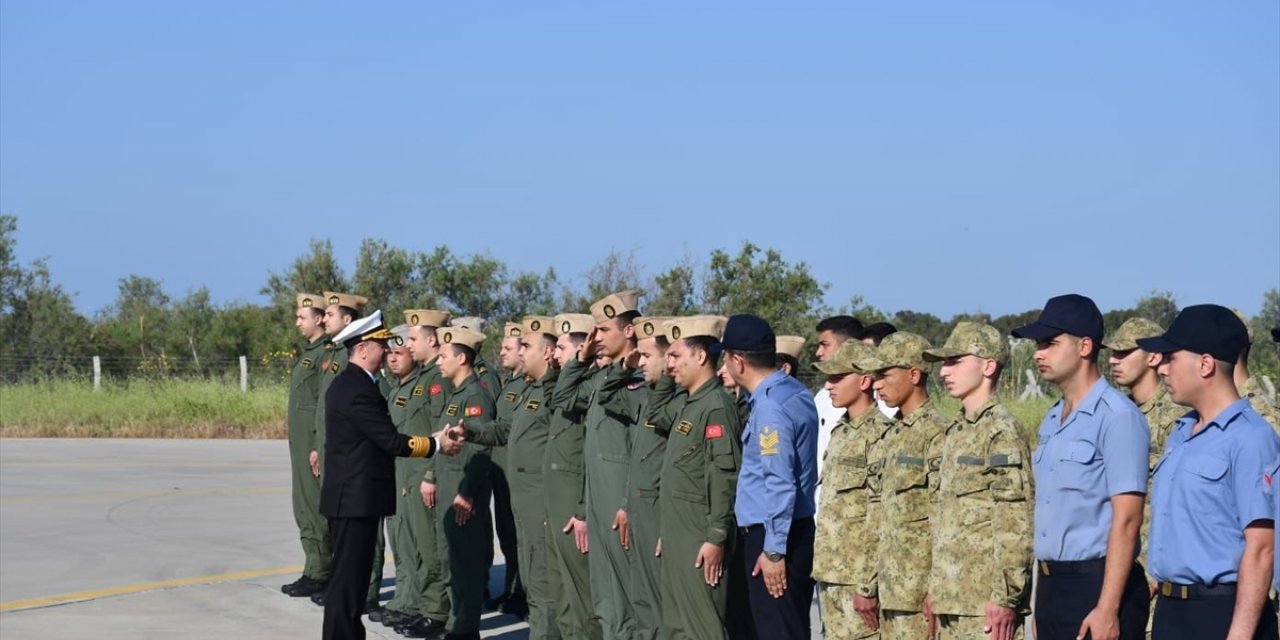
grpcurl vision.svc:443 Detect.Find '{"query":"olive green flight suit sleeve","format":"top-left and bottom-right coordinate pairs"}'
top-left (705, 405), bottom-right (743, 545)
top-left (642, 374), bottom-right (681, 432)
top-left (455, 392), bottom-right (497, 501)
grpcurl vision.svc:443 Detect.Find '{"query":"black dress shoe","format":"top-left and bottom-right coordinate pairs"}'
top-left (381, 608), bottom-right (408, 627)
top-left (397, 616), bottom-right (446, 638)
top-left (286, 578), bottom-right (327, 598)
top-left (366, 601), bottom-right (384, 622)
top-left (499, 596), bottom-right (528, 620)
top-left (281, 576), bottom-right (308, 595)
top-left (310, 591), bottom-right (327, 606)
top-left (443, 633), bottom-right (480, 640)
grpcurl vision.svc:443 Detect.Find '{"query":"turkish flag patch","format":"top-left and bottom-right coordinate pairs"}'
top-left (429, 383), bottom-right (442, 396)
top-left (465, 406), bottom-right (484, 417)
top-left (706, 424), bottom-right (724, 439)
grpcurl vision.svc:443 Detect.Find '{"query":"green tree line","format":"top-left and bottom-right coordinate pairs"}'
top-left (2, 214), bottom-right (1278, 386)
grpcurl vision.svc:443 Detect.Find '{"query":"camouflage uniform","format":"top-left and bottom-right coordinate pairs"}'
top-left (1240, 377), bottom-right (1280, 432)
top-left (928, 400), bottom-right (1033, 630)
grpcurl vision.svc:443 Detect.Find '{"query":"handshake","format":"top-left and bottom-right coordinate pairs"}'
top-left (429, 420), bottom-right (470, 456)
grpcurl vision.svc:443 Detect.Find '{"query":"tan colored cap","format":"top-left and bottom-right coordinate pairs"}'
top-left (389, 324), bottom-right (412, 348)
top-left (296, 292), bottom-right (325, 310)
top-left (554, 313), bottom-right (595, 336)
top-left (867, 331), bottom-right (931, 372)
top-left (1101, 317), bottom-right (1165, 352)
top-left (775, 336), bottom-right (806, 359)
top-left (323, 291), bottom-right (368, 311)
top-left (404, 309), bottom-right (451, 328)
top-left (450, 316), bottom-right (485, 332)
top-left (924, 322), bottom-right (1008, 365)
top-left (522, 315), bottom-right (555, 336)
top-left (503, 322), bottom-right (523, 338)
top-left (665, 315), bottom-right (727, 342)
top-left (633, 316), bottom-right (672, 340)
top-left (1231, 309), bottom-right (1254, 343)
top-left (437, 326), bottom-right (486, 351)
top-left (813, 340), bottom-right (880, 375)
top-left (590, 290), bottom-right (641, 323)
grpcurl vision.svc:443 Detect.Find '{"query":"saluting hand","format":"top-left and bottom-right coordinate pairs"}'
top-left (420, 481), bottom-right (437, 509)
top-left (612, 509), bottom-right (630, 550)
top-left (752, 552), bottom-right (787, 598)
top-left (695, 542), bottom-right (724, 587)
top-left (579, 327), bottom-right (600, 362)
top-left (309, 450), bottom-right (320, 477)
top-left (622, 349), bottom-right (642, 371)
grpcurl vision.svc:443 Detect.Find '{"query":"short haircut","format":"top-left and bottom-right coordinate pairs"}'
top-left (535, 333), bottom-right (557, 349)
top-left (566, 333), bottom-right (588, 346)
top-left (776, 354), bottom-right (800, 377)
top-left (305, 307), bottom-right (324, 320)
top-left (614, 310), bottom-right (642, 331)
top-left (683, 335), bottom-right (721, 368)
top-left (727, 348), bottom-right (776, 370)
top-left (857, 322), bottom-right (897, 346)
top-left (337, 305), bottom-right (362, 323)
top-left (446, 343), bottom-right (477, 367)
top-left (816, 315), bottom-right (864, 340)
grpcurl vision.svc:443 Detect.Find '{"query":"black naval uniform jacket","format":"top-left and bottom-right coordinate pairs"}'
top-left (321, 363), bottom-right (434, 518)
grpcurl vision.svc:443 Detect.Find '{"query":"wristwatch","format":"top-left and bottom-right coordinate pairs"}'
top-left (765, 551), bottom-right (785, 562)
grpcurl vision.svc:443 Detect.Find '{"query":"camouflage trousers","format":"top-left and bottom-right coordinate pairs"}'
top-left (936, 613), bottom-right (1025, 639)
top-left (817, 583), bottom-right (878, 640)
top-left (880, 608), bottom-right (927, 640)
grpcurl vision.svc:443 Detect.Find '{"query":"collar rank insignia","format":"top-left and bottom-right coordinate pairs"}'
top-left (525, 400), bottom-right (541, 411)
top-left (505, 392), bottom-right (518, 402)
top-left (446, 404), bottom-right (458, 416)
top-left (677, 420), bottom-right (693, 435)
top-left (465, 406), bottom-right (484, 417)
top-left (394, 396), bottom-right (408, 407)
top-left (759, 427), bottom-right (780, 456)
top-left (329, 362), bottom-right (339, 373)
top-left (412, 385), bottom-right (425, 397)
top-left (301, 358), bottom-right (313, 368)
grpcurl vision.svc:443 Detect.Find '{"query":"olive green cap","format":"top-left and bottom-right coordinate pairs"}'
top-left (1101, 317), bottom-right (1165, 352)
top-left (812, 340), bottom-right (880, 375)
top-left (866, 331), bottom-right (931, 372)
top-left (923, 322), bottom-right (1008, 364)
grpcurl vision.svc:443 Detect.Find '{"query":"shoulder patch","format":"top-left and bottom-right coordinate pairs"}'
top-left (706, 424), bottom-right (724, 439)
top-left (677, 420), bottom-right (693, 435)
top-left (759, 427), bottom-right (779, 455)
top-left (446, 404), bottom-right (458, 416)
top-left (301, 357), bottom-right (314, 368)
top-left (465, 405), bottom-right (484, 417)
top-left (412, 385), bottom-right (425, 397)
top-left (525, 399), bottom-right (541, 411)
top-left (429, 383), bottom-right (443, 396)
top-left (393, 396), bottom-right (408, 407)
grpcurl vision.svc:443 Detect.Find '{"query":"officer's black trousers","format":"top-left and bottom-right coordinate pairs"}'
top-left (323, 516), bottom-right (379, 640)
top-left (742, 517), bottom-right (815, 640)
top-left (1034, 560), bottom-right (1148, 640)
top-left (1152, 590), bottom-right (1277, 640)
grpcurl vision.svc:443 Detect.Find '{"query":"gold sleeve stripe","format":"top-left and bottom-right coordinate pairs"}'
top-left (408, 436), bottom-right (433, 458)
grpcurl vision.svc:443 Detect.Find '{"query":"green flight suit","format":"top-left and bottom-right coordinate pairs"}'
top-left (383, 366), bottom-right (423, 616)
top-left (431, 373), bottom-right (495, 635)
top-left (468, 367), bottom-right (561, 639)
top-left (288, 337), bottom-right (330, 581)
top-left (400, 357), bottom-right (452, 622)
top-left (491, 372), bottom-right (531, 605)
top-left (658, 378), bottom-right (743, 640)
top-left (545, 358), bottom-right (605, 640)
top-left (313, 341), bottom-right (349, 469)
top-left (584, 360), bottom-right (644, 639)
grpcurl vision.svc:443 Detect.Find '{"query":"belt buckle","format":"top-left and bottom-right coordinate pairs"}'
top-left (1160, 582), bottom-right (1172, 597)
top-left (1039, 561), bottom-right (1051, 576)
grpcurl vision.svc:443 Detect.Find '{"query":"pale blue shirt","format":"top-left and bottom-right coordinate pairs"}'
top-left (1033, 377), bottom-right (1149, 561)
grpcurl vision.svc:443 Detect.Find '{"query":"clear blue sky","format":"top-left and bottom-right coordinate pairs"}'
top-left (3, 1), bottom-right (1277, 318)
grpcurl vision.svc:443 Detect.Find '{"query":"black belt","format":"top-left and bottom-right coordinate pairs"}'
top-left (1158, 581), bottom-right (1237, 600)
top-left (739, 517), bottom-right (814, 536)
top-left (1038, 558), bottom-right (1106, 576)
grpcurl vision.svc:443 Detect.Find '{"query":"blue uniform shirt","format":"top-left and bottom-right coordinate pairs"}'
top-left (1149, 399), bottom-right (1279, 585)
top-left (736, 370), bottom-right (819, 553)
top-left (1270, 457), bottom-right (1280, 592)
top-left (1033, 377), bottom-right (1149, 561)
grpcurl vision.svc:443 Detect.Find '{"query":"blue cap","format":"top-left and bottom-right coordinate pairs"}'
top-left (1012, 294), bottom-right (1104, 343)
top-left (1136, 304), bottom-right (1249, 363)
top-left (1272, 325), bottom-right (1279, 343)
top-left (720, 314), bottom-right (776, 352)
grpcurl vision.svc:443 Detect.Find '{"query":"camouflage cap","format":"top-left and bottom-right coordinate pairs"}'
top-left (450, 316), bottom-right (485, 332)
top-left (296, 292), bottom-right (324, 310)
top-left (1231, 309), bottom-right (1254, 343)
top-left (867, 331), bottom-right (932, 372)
top-left (923, 322), bottom-right (1008, 364)
top-left (437, 326), bottom-right (486, 351)
top-left (522, 315), bottom-right (555, 336)
top-left (590, 290), bottom-right (641, 323)
top-left (323, 291), bottom-right (369, 311)
top-left (554, 313), bottom-right (594, 336)
top-left (503, 322), bottom-right (523, 338)
top-left (388, 323), bottom-right (412, 348)
top-left (775, 336), bottom-right (806, 359)
top-left (1101, 317), bottom-right (1165, 352)
top-left (665, 315), bottom-right (727, 341)
top-left (812, 339), bottom-right (880, 375)
top-left (404, 309), bottom-right (451, 328)
top-left (633, 316), bottom-right (672, 340)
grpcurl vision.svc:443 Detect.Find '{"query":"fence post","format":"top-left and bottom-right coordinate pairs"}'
top-left (93, 356), bottom-right (101, 391)
top-left (239, 356), bottom-right (248, 393)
